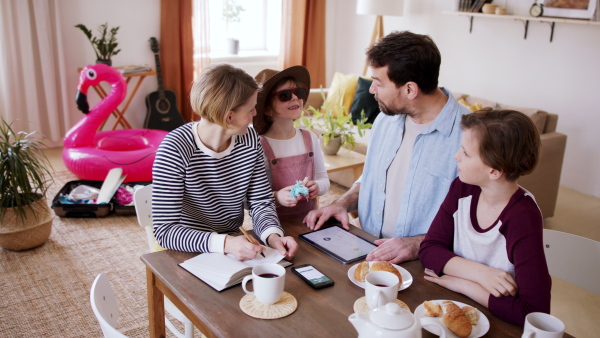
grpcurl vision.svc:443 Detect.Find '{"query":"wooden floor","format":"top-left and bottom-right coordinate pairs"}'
top-left (44, 146), bottom-right (600, 337)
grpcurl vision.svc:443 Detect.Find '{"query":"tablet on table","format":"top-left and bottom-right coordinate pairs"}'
top-left (299, 225), bottom-right (377, 264)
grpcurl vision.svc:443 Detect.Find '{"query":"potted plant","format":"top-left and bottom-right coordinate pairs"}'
top-left (0, 117), bottom-right (54, 251)
top-left (295, 91), bottom-right (372, 155)
top-left (222, 0), bottom-right (245, 55)
top-left (75, 22), bottom-right (121, 66)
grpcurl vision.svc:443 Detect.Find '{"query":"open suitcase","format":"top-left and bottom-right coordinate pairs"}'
top-left (52, 180), bottom-right (151, 217)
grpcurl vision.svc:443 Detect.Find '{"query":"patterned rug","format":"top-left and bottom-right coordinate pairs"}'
top-left (0, 170), bottom-right (348, 337)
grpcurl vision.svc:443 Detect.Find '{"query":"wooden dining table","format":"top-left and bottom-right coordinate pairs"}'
top-left (141, 219), bottom-right (573, 337)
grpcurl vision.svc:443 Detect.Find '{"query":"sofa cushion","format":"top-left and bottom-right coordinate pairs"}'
top-left (350, 77), bottom-right (380, 124)
top-left (460, 96), bottom-right (547, 134)
top-left (463, 96), bottom-right (498, 109)
top-left (498, 103), bottom-right (548, 134)
top-left (322, 72), bottom-right (359, 117)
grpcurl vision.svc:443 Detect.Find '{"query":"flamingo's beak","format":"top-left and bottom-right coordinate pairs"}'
top-left (76, 91), bottom-right (89, 114)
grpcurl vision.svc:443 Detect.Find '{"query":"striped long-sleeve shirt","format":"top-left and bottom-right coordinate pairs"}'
top-left (152, 123), bottom-right (283, 253)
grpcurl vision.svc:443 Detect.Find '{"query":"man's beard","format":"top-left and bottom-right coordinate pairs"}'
top-left (377, 97), bottom-right (413, 117)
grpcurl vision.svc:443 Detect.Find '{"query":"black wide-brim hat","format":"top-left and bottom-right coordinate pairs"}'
top-left (253, 65), bottom-right (311, 135)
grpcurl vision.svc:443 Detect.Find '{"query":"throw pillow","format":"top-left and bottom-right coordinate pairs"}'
top-left (322, 72), bottom-right (359, 117)
top-left (458, 98), bottom-right (483, 112)
top-left (350, 77), bottom-right (380, 124)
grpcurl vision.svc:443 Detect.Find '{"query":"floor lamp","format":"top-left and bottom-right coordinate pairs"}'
top-left (356, 0), bottom-right (405, 76)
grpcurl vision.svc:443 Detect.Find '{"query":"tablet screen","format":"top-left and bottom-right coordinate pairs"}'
top-left (299, 226), bottom-right (377, 264)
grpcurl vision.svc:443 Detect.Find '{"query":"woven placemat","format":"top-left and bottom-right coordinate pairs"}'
top-left (239, 291), bottom-right (297, 319)
top-left (353, 296), bottom-right (410, 313)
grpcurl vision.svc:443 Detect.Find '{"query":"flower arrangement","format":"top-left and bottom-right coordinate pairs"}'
top-left (74, 22), bottom-right (121, 65)
top-left (294, 90), bottom-right (372, 153)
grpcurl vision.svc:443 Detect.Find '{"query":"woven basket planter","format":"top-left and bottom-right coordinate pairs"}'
top-left (0, 197), bottom-right (54, 251)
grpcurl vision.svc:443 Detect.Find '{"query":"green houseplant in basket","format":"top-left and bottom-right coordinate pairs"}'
top-left (74, 22), bottom-right (121, 66)
top-left (0, 117), bottom-right (54, 251)
top-left (295, 91), bottom-right (372, 155)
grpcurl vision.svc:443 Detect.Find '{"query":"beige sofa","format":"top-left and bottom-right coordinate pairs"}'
top-left (305, 90), bottom-right (567, 219)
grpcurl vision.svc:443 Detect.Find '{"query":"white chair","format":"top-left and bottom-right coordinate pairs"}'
top-left (90, 273), bottom-right (128, 338)
top-left (134, 184), bottom-right (195, 338)
top-left (543, 229), bottom-right (600, 295)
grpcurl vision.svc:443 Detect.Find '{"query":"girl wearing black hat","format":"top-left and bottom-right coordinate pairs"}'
top-left (253, 66), bottom-right (330, 222)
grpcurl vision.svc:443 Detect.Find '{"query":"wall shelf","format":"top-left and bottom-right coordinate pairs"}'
top-left (443, 11), bottom-right (600, 42)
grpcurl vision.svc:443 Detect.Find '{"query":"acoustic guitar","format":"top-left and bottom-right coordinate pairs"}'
top-left (144, 37), bottom-right (185, 132)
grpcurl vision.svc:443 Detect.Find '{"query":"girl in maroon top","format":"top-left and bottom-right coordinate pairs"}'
top-left (419, 109), bottom-right (551, 326)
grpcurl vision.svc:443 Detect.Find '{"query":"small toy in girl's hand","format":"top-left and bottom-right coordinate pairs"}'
top-left (290, 178), bottom-right (310, 199)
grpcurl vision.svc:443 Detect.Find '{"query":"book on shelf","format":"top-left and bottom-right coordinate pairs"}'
top-left (115, 65), bottom-right (152, 75)
top-left (179, 246), bottom-right (292, 292)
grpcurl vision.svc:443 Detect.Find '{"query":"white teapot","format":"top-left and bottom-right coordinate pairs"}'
top-left (349, 302), bottom-right (447, 338)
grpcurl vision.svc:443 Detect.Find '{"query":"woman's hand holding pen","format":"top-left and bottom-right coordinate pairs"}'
top-left (224, 235), bottom-right (265, 261)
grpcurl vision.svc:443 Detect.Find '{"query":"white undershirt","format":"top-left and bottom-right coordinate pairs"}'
top-left (381, 118), bottom-right (431, 238)
top-left (262, 129), bottom-right (330, 196)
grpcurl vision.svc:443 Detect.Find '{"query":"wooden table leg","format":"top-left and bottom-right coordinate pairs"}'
top-left (146, 267), bottom-right (166, 338)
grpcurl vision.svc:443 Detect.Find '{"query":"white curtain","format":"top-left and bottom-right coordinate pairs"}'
top-left (0, 0), bottom-right (70, 147)
top-left (192, 0), bottom-right (211, 81)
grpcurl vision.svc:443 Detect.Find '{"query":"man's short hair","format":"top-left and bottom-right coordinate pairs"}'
top-left (366, 31), bottom-right (441, 94)
top-left (461, 109), bottom-right (541, 181)
top-left (190, 64), bottom-right (258, 128)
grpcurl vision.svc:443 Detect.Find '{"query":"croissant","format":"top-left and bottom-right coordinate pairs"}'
top-left (442, 302), bottom-right (472, 338)
top-left (354, 261), bottom-right (402, 284)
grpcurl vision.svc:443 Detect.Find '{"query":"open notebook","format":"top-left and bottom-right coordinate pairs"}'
top-left (179, 246), bottom-right (291, 291)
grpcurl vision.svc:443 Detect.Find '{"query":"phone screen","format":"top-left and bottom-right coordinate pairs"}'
top-left (295, 265), bottom-right (332, 285)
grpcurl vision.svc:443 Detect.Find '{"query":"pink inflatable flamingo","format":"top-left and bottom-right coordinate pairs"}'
top-left (63, 64), bottom-right (169, 182)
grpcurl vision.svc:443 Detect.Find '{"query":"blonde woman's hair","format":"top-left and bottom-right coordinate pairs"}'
top-left (190, 64), bottom-right (258, 128)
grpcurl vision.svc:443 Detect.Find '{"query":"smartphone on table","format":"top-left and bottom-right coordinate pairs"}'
top-left (291, 264), bottom-right (334, 289)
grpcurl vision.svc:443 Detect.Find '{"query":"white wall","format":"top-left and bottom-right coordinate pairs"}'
top-left (56, 0), bottom-right (600, 198)
top-left (327, 0), bottom-right (600, 198)
top-left (58, 0), bottom-right (160, 132)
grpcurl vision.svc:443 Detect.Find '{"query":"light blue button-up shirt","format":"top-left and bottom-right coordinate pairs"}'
top-left (357, 88), bottom-right (470, 238)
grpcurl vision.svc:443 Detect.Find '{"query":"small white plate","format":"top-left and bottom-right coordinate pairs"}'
top-left (414, 300), bottom-right (490, 338)
top-left (347, 262), bottom-right (413, 291)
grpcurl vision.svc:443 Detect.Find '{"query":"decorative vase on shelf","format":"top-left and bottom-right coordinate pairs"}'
top-left (226, 38), bottom-right (239, 55)
top-left (320, 136), bottom-right (342, 155)
top-left (96, 59), bottom-right (112, 66)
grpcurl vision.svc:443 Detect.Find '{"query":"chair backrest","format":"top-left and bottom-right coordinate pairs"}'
top-left (132, 184), bottom-right (194, 337)
top-left (134, 184), bottom-right (155, 252)
top-left (543, 229), bottom-right (600, 295)
top-left (90, 273), bottom-right (128, 338)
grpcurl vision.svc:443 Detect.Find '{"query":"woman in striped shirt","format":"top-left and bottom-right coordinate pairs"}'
top-left (152, 64), bottom-right (298, 261)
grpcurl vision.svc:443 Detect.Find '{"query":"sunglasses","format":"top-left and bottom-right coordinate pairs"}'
top-left (271, 88), bottom-right (309, 102)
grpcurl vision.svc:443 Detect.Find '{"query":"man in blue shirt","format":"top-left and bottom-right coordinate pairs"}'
top-left (303, 31), bottom-right (470, 264)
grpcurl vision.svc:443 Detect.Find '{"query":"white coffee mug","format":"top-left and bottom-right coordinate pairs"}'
top-left (365, 271), bottom-right (400, 309)
top-left (242, 263), bottom-right (285, 305)
top-left (522, 312), bottom-right (565, 338)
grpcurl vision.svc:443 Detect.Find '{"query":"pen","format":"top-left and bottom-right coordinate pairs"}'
top-left (239, 226), bottom-right (265, 258)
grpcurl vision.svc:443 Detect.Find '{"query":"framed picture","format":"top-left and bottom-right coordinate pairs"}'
top-left (542, 0), bottom-right (598, 19)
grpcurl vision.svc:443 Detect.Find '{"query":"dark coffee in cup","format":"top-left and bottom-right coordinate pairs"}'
top-left (374, 284), bottom-right (389, 287)
top-left (258, 273), bottom-right (279, 278)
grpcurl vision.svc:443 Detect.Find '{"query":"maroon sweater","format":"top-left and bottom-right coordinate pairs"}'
top-left (419, 178), bottom-right (551, 326)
